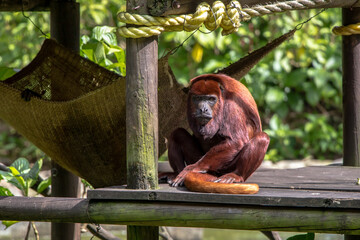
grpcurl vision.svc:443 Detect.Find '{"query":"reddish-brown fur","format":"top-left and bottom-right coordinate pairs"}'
top-left (162, 74), bottom-right (270, 194)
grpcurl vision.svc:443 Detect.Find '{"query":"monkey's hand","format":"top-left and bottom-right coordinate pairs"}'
top-left (171, 164), bottom-right (207, 187)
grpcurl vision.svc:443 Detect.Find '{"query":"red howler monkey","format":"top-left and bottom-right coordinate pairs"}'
top-left (162, 74), bottom-right (269, 194)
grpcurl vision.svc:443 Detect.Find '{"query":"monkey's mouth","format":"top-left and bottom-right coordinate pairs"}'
top-left (196, 116), bottom-right (212, 125)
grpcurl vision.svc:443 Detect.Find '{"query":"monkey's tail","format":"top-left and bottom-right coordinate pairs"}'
top-left (184, 172), bottom-right (259, 194)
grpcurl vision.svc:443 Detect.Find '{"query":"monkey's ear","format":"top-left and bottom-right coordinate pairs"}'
top-left (219, 84), bottom-right (225, 93)
top-left (182, 87), bottom-right (189, 94)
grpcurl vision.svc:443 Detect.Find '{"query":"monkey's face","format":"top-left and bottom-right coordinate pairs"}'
top-left (187, 79), bottom-right (224, 139)
top-left (191, 94), bottom-right (217, 125)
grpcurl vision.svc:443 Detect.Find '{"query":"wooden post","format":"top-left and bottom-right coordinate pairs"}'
top-left (50, 1), bottom-right (81, 240)
top-left (125, 0), bottom-right (159, 238)
top-left (342, 7), bottom-right (360, 240)
top-left (342, 7), bottom-right (360, 168)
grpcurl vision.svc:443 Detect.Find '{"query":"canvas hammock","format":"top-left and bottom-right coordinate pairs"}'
top-left (0, 39), bottom-right (187, 188)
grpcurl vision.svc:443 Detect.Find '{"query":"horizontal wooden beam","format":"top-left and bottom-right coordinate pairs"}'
top-left (1, 0), bottom-right (359, 12)
top-left (0, 0), bottom-right (50, 11)
top-left (1, 196), bottom-right (360, 235)
top-left (153, 0), bottom-right (360, 16)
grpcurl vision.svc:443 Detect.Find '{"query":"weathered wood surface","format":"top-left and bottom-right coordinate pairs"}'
top-left (341, 8), bottom-right (360, 240)
top-left (342, 8), bottom-right (360, 168)
top-left (126, 0), bottom-right (159, 238)
top-left (1, 196), bottom-right (360, 234)
top-left (88, 166), bottom-right (360, 209)
top-left (126, 0), bottom-right (158, 190)
top-left (151, 0), bottom-right (360, 16)
top-left (1, 0), bottom-right (360, 12)
top-left (50, 1), bottom-right (82, 240)
top-left (0, 0), bottom-right (49, 11)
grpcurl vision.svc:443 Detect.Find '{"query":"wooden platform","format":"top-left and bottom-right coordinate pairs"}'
top-left (88, 166), bottom-right (360, 209)
top-left (1, 166), bottom-right (360, 234)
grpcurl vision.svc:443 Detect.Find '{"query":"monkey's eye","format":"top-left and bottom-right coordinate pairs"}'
top-left (192, 95), bottom-right (217, 105)
top-left (208, 96), bottom-right (217, 102)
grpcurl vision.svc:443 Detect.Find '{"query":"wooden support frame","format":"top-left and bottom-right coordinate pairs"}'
top-left (50, 1), bottom-right (81, 240)
top-left (342, 7), bottom-right (360, 168)
top-left (0, 195), bottom-right (360, 235)
top-left (342, 7), bottom-right (360, 240)
top-left (126, 0), bottom-right (159, 238)
top-left (0, 0), bottom-right (49, 11)
top-left (1, 0), bottom-right (360, 12)
top-left (159, 0), bottom-right (360, 16)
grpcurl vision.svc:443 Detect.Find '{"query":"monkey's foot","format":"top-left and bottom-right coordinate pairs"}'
top-left (215, 173), bottom-right (244, 184)
top-left (158, 172), bottom-right (178, 184)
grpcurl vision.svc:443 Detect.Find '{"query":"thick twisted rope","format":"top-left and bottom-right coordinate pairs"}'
top-left (117, 0), bottom-right (328, 38)
top-left (332, 23), bottom-right (360, 36)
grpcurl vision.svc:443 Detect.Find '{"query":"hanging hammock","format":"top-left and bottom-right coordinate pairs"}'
top-left (0, 39), bottom-right (188, 188)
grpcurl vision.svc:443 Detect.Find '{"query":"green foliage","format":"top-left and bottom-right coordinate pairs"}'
top-left (37, 177), bottom-right (52, 194)
top-left (0, 158), bottom-right (50, 230)
top-left (0, 158), bottom-right (44, 196)
top-left (0, 67), bottom-right (16, 80)
top-left (0, 126), bottom-right (48, 163)
top-left (0, 186), bottom-right (13, 196)
top-left (80, 26), bottom-right (126, 76)
top-left (81, 178), bottom-right (94, 190)
top-left (287, 233), bottom-right (315, 240)
top-left (0, 12), bottom-right (49, 68)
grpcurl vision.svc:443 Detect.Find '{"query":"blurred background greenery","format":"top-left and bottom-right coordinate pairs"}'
top-left (0, 0), bottom-right (343, 164)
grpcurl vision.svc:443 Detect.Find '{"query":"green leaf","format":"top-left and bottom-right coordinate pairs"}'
top-left (37, 177), bottom-right (51, 194)
top-left (105, 44), bottom-right (124, 55)
top-left (0, 170), bottom-right (23, 190)
top-left (269, 115), bottom-right (281, 131)
top-left (288, 93), bottom-right (304, 113)
top-left (284, 69), bottom-right (307, 88)
top-left (91, 26), bottom-right (117, 45)
top-left (81, 178), bottom-right (94, 189)
top-left (28, 159), bottom-right (42, 180)
top-left (265, 88), bottom-right (285, 105)
top-left (94, 43), bottom-right (106, 64)
top-left (11, 158), bottom-right (30, 173)
top-left (8, 166), bottom-right (26, 191)
top-left (0, 67), bottom-right (16, 80)
top-left (2, 221), bottom-right (19, 229)
top-left (305, 86), bottom-right (320, 106)
top-left (26, 159), bottom-right (43, 188)
top-left (0, 186), bottom-right (13, 196)
top-left (0, 170), bottom-right (11, 178)
top-left (287, 232), bottom-right (315, 240)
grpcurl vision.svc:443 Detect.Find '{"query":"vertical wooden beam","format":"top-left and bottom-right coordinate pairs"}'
top-left (126, 0), bottom-right (159, 238)
top-left (342, 7), bottom-right (360, 168)
top-left (50, 1), bottom-right (81, 240)
top-left (342, 7), bottom-right (360, 240)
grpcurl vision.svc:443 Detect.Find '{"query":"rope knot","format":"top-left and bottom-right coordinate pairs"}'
top-left (117, 1), bottom-right (244, 38)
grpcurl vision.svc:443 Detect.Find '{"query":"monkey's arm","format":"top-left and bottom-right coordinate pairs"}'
top-left (171, 139), bottom-right (243, 187)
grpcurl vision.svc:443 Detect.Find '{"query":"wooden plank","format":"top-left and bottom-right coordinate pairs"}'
top-left (248, 166), bottom-right (360, 191)
top-left (1, 0), bottom-right (360, 13)
top-left (1, 196), bottom-right (360, 234)
top-left (88, 166), bottom-right (360, 209)
top-left (88, 185), bottom-right (360, 209)
top-left (0, 0), bottom-right (49, 11)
